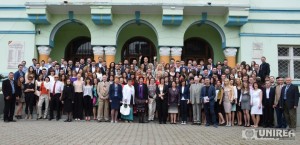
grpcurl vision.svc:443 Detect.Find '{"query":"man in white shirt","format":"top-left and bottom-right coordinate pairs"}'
top-left (49, 75), bottom-right (64, 121)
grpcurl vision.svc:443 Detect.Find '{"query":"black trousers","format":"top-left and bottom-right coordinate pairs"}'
top-left (180, 100), bottom-right (188, 122)
top-left (157, 99), bottom-right (168, 123)
top-left (49, 93), bottom-right (61, 119)
top-left (74, 92), bottom-right (83, 119)
top-left (83, 96), bottom-right (92, 116)
top-left (3, 94), bottom-right (16, 121)
top-left (204, 101), bottom-right (217, 125)
top-left (138, 112), bottom-right (145, 123)
top-left (263, 100), bottom-right (274, 127)
top-left (25, 94), bottom-right (35, 115)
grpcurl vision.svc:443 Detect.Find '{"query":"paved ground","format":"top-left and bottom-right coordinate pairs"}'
top-left (0, 118), bottom-right (299, 145)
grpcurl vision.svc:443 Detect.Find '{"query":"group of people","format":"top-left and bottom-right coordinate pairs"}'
top-left (2, 56), bottom-right (299, 129)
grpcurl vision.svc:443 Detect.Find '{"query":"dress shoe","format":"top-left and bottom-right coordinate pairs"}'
top-left (56, 118), bottom-right (60, 121)
top-left (214, 124), bottom-right (218, 128)
top-left (4, 120), bottom-right (9, 123)
top-left (9, 120), bottom-right (17, 122)
top-left (48, 118), bottom-right (53, 121)
top-left (68, 119), bottom-right (72, 122)
top-left (64, 119), bottom-right (69, 122)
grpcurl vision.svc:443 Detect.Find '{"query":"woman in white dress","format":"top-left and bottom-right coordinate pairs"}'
top-left (250, 82), bottom-right (262, 128)
top-left (121, 79), bottom-right (135, 122)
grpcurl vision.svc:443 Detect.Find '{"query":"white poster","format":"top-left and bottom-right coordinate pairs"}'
top-left (7, 41), bottom-right (25, 69)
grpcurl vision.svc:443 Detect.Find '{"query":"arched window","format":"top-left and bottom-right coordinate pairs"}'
top-left (182, 37), bottom-right (213, 64)
top-left (122, 37), bottom-right (156, 64)
top-left (65, 36), bottom-right (93, 62)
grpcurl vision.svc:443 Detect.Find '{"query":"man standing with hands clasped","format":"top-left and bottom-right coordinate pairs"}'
top-left (279, 77), bottom-right (299, 130)
top-left (2, 72), bottom-right (19, 122)
top-left (201, 77), bottom-right (217, 128)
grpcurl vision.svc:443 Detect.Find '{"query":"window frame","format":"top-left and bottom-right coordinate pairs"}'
top-left (278, 45), bottom-right (300, 80)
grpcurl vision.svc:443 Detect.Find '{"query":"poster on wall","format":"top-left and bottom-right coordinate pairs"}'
top-left (7, 41), bottom-right (25, 69)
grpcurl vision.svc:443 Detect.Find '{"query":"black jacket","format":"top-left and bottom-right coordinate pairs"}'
top-left (262, 87), bottom-right (275, 106)
top-left (279, 84), bottom-right (300, 109)
top-left (2, 79), bottom-right (18, 99)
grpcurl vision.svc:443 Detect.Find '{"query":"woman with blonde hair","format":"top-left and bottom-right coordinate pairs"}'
top-left (223, 78), bottom-right (234, 126)
top-left (235, 78), bottom-right (243, 126)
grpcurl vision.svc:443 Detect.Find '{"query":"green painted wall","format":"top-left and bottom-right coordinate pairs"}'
top-left (50, 23), bottom-right (91, 61)
top-left (116, 23), bottom-right (158, 62)
top-left (184, 24), bottom-right (225, 63)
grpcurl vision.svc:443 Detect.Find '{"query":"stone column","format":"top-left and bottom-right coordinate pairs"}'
top-left (37, 46), bottom-right (51, 63)
top-left (171, 47), bottom-right (182, 61)
top-left (93, 46), bottom-right (104, 61)
top-left (223, 48), bottom-right (237, 68)
top-left (159, 47), bottom-right (171, 63)
top-left (104, 46), bottom-right (116, 66)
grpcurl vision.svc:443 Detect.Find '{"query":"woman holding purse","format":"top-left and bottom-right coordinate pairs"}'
top-left (121, 79), bottom-right (135, 122)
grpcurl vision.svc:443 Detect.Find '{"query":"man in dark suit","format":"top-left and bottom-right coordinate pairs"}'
top-left (262, 81), bottom-right (275, 127)
top-left (100, 61), bottom-right (107, 75)
top-left (14, 64), bottom-right (25, 81)
top-left (259, 56), bottom-right (270, 83)
top-left (2, 72), bottom-right (19, 122)
top-left (135, 77), bottom-right (148, 123)
top-left (279, 77), bottom-right (299, 129)
top-left (201, 77), bottom-right (217, 128)
top-left (35, 63), bottom-right (43, 79)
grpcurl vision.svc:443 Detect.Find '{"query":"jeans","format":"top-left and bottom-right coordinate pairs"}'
top-left (204, 101), bottom-right (217, 125)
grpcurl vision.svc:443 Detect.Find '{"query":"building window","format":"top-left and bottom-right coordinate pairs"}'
top-left (278, 46), bottom-right (300, 79)
top-left (122, 37), bottom-right (156, 63)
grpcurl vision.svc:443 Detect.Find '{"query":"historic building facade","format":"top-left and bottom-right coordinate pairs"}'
top-left (0, 0), bottom-right (300, 84)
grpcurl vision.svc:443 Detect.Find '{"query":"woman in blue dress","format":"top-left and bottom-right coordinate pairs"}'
top-left (109, 77), bottom-right (123, 123)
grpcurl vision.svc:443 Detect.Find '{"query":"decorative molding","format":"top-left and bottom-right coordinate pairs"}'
top-left (170, 47), bottom-right (182, 56)
top-left (0, 31), bottom-right (36, 34)
top-left (240, 33), bottom-right (300, 37)
top-left (223, 48), bottom-right (237, 57)
top-left (91, 14), bottom-right (112, 25)
top-left (37, 46), bottom-right (51, 55)
top-left (225, 16), bottom-right (248, 26)
top-left (93, 46), bottom-right (104, 55)
top-left (28, 14), bottom-right (50, 24)
top-left (159, 47), bottom-right (170, 56)
top-left (162, 15), bottom-right (183, 26)
top-left (104, 46), bottom-right (116, 55)
top-left (249, 9), bottom-right (300, 13)
top-left (248, 19), bottom-right (300, 24)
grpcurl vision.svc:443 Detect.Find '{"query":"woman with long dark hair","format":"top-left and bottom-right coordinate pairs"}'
top-left (15, 76), bottom-right (25, 119)
top-left (83, 78), bottom-right (93, 121)
top-left (62, 78), bottom-right (74, 122)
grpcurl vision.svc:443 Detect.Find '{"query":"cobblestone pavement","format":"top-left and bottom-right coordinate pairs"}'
top-left (0, 119), bottom-right (299, 145)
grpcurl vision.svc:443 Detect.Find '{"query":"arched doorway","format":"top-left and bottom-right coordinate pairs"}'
top-left (65, 36), bottom-right (93, 62)
top-left (49, 19), bottom-right (91, 62)
top-left (121, 36), bottom-right (156, 63)
top-left (182, 37), bottom-right (213, 64)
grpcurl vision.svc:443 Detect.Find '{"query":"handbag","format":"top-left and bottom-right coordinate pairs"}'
top-left (120, 104), bottom-right (130, 115)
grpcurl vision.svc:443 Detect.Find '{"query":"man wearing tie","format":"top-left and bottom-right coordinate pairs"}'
top-left (273, 77), bottom-right (286, 128)
top-left (189, 76), bottom-right (203, 125)
top-left (262, 81), bottom-right (275, 128)
top-left (2, 72), bottom-right (19, 122)
top-left (279, 77), bottom-right (299, 129)
top-left (49, 75), bottom-right (64, 121)
top-left (97, 75), bottom-right (110, 122)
